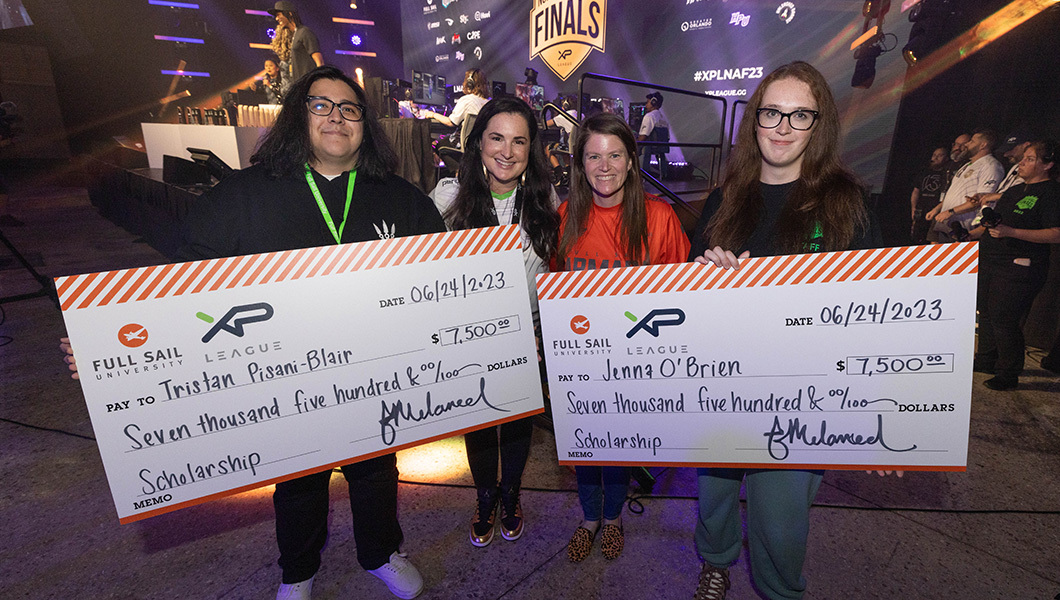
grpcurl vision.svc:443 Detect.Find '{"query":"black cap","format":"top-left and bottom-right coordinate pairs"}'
top-left (998, 127), bottom-right (1033, 155)
top-left (267, 1), bottom-right (297, 16)
top-left (646, 92), bottom-right (664, 106)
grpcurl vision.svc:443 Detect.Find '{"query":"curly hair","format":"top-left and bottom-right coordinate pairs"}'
top-left (270, 24), bottom-right (293, 63)
top-left (250, 66), bottom-right (397, 180)
top-left (446, 96), bottom-right (559, 261)
top-left (703, 61), bottom-right (866, 254)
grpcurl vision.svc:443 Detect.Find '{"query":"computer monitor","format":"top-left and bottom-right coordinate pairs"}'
top-left (186, 147), bottom-right (235, 181)
top-left (236, 87), bottom-right (268, 107)
top-left (412, 70), bottom-right (447, 106)
top-left (515, 84), bottom-right (546, 114)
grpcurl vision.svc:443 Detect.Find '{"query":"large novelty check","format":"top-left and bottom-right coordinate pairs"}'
top-left (57, 225), bottom-right (542, 523)
top-left (537, 243), bottom-right (978, 471)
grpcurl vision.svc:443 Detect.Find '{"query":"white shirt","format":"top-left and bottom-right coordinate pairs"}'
top-left (429, 178), bottom-right (560, 326)
top-left (639, 109), bottom-right (669, 137)
top-left (448, 93), bottom-right (489, 127)
top-left (938, 153), bottom-right (1004, 230)
top-left (554, 109), bottom-right (578, 140)
top-left (971, 162), bottom-right (1022, 227)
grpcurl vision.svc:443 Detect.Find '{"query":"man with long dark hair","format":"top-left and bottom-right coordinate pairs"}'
top-left (180, 65), bottom-right (443, 600)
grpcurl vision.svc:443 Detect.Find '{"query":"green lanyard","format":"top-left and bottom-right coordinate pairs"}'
top-left (304, 163), bottom-right (357, 245)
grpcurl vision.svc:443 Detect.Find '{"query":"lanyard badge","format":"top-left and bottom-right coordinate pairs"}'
top-left (304, 163), bottom-right (357, 245)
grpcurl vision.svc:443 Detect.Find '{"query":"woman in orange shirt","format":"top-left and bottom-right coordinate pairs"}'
top-left (555, 112), bottom-right (689, 561)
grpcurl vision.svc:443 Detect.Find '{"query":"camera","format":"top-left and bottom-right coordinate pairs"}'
top-left (980, 207), bottom-right (1002, 228)
top-left (949, 221), bottom-right (969, 242)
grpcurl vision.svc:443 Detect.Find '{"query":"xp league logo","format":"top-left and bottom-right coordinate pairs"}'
top-left (530, 0), bottom-right (606, 81)
top-left (625, 308), bottom-right (685, 338)
top-left (198, 302), bottom-right (274, 343)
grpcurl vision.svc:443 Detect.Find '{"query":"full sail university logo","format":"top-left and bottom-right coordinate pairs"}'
top-left (118, 323), bottom-right (149, 348)
top-left (530, 0), bottom-right (606, 81)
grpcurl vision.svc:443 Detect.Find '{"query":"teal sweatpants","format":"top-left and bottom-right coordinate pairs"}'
top-left (695, 468), bottom-right (823, 600)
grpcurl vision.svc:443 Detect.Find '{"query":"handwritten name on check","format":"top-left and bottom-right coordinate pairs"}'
top-left (58, 226), bottom-right (542, 523)
top-left (537, 243), bottom-right (978, 471)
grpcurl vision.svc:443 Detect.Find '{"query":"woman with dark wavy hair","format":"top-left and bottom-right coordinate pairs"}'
top-left (429, 95), bottom-right (559, 548)
top-left (556, 112), bottom-right (689, 563)
top-left (688, 61), bottom-right (880, 600)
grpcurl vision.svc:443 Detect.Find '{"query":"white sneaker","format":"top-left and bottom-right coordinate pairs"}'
top-left (276, 575), bottom-right (314, 600)
top-left (367, 551), bottom-right (424, 599)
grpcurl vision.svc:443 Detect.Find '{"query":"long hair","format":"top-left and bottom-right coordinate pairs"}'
top-left (251, 66), bottom-right (397, 180)
top-left (446, 96), bottom-right (559, 261)
top-left (463, 68), bottom-right (489, 98)
top-left (704, 61), bottom-right (866, 253)
top-left (558, 112), bottom-right (650, 266)
top-left (270, 22), bottom-right (293, 63)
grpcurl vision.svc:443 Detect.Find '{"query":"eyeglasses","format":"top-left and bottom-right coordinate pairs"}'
top-left (306, 96), bottom-right (365, 122)
top-left (755, 108), bottom-right (819, 131)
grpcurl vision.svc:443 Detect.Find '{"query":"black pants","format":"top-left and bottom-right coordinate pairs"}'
top-left (464, 417), bottom-right (534, 490)
top-left (976, 258), bottom-right (1047, 378)
top-left (911, 208), bottom-right (933, 245)
top-left (274, 454), bottom-right (402, 583)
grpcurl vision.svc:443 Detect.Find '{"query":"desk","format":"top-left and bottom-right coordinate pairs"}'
top-left (380, 118), bottom-right (437, 193)
top-left (141, 123), bottom-right (267, 170)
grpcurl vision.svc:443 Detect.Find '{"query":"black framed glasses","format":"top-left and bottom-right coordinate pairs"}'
top-left (755, 108), bottom-right (819, 131)
top-left (306, 96), bottom-right (365, 122)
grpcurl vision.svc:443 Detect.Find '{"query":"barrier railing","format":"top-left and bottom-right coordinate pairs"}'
top-left (575, 73), bottom-right (729, 217)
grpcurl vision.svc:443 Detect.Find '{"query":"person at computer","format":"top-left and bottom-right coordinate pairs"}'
top-left (422, 68), bottom-right (489, 136)
top-left (637, 92), bottom-right (670, 178)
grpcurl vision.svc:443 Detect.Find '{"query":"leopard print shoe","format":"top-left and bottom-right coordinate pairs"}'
top-left (566, 526), bottom-right (596, 562)
top-left (600, 523), bottom-right (624, 560)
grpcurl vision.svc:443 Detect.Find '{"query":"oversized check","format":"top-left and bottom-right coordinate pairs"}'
top-left (537, 243), bottom-right (978, 471)
top-left (57, 225), bottom-right (543, 523)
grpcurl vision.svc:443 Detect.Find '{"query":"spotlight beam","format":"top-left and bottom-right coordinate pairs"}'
top-left (904, 0), bottom-right (1057, 91)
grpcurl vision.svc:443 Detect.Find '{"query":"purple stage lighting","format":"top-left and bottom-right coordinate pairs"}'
top-left (161, 69), bottom-right (210, 77)
top-left (154, 35), bottom-right (205, 44)
top-left (148, 0), bottom-right (199, 8)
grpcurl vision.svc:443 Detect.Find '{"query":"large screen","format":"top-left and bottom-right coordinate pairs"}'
top-left (412, 70), bottom-right (447, 106)
top-left (401, 0), bottom-right (913, 192)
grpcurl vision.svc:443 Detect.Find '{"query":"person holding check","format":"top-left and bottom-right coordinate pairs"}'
top-left (688, 61), bottom-right (881, 600)
top-left (555, 112), bottom-right (689, 562)
top-left (429, 96), bottom-right (560, 548)
top-left (62, 66), bottom-right (444, 600)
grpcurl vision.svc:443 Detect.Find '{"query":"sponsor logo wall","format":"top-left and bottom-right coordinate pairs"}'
top-left (399, 0), bottom-right (913, 191)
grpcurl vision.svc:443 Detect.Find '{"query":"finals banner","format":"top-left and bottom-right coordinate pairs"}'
top-left (57, 226), bottom-right (543, 523)
top-left (537, 243), bottom-right (979, 471)
top-left (530, 0), bottom-right (606, 81)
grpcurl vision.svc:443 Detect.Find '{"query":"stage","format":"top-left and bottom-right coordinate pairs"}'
top-left (0, 164), bottom-right (1058, 599)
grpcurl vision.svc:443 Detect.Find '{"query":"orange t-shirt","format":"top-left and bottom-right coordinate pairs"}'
top-left (555, 194), bottom-right (690, 271)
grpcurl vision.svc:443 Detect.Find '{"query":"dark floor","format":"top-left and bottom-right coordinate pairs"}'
top-left (1, 176), bottom-right (1059, 600)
